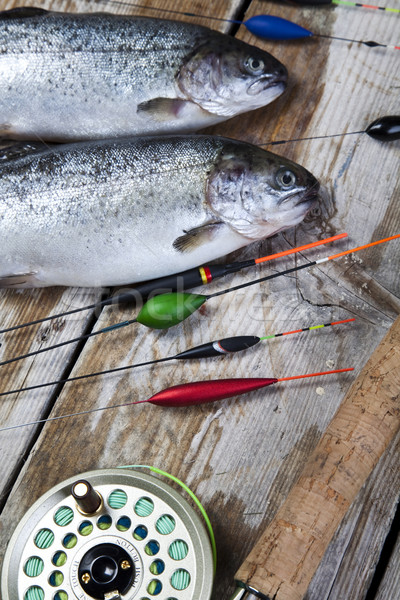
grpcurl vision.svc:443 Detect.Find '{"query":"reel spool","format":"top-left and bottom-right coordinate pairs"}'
top-left (1, 468), bottom-right (214, 600)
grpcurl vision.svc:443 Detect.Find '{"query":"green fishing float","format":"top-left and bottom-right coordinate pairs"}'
top-left (136, 292), bottom-right (207, 329)
top-left (1, 235), bottom-right (399, 367)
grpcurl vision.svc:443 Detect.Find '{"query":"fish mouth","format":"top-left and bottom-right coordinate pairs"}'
top-left (295, 187), bottom-right (321, 209)
top-left (247, 70), bottom-right (288, 96)
top-left (279, 182), bottom-right (320, 209)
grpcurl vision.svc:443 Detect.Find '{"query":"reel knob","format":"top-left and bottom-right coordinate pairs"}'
top-left (71, 480), bottom-right (103, 515)
top-left (1, 468), bottom-right (214, 600)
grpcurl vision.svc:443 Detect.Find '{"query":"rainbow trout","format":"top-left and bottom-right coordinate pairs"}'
top-left (0, 136), bottom-right (320, 288)
top-left (0, 8), bottom-right (288, 141)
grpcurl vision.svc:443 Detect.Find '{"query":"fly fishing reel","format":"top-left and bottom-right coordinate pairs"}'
top-left (1, 468), bottom-right (214, 600)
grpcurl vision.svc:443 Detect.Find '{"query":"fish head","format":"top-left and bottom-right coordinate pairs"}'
top-left (177, 36), bottom-right (288, 117)
top-left (207, 142), bottom-right (320, 240)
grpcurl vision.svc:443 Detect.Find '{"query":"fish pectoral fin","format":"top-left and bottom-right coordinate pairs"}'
top-left (0, 273), bottom-right (38, 288)
top-left (173, 222), bottom-right (224, 253)
top-left (137, 98), bottom-right (193, 121)
top-left (0, 7), bottom-right (48, 19)
top-left (0, 142), bottom-right (50, 163)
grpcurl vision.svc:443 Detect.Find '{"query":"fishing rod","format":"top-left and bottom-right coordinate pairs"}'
top-left (0, 234), bottom-right (397, 367)
top-left (0, 367), bottom-right (354, 432)
top-left (0, 319), bottom-right (354, 398)
top-left (0, 233), bottom-right (347, 335)
top-left (89, 0), bottom-right (399, 49)
top-left (1, 325), bottom-right (398, 600)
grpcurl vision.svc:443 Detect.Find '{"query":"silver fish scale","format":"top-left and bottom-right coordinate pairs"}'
top-left (0, 136), bottom-right (319, 287)
top-left (0, 10), bottom-right (288, 140)
top-left (0, 13), bottom-right (209, 103)
top-left (0, 137), bottom-right (226, 286)
top-left (0, 12), bottom-right (206, 54)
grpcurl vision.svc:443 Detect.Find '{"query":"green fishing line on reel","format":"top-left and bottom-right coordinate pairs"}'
top-left (1, 468), bottom-right (215, 600)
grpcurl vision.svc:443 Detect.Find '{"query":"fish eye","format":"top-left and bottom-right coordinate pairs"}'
top-left (244, 56), bottom-right (265, 75)
top-left (276, 168), bottom-right (297, 188)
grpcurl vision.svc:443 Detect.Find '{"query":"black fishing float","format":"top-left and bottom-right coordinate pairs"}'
top-left (0, 234), bottom-right (346, 335)
top-left (1, 114), bottom-right (397, 337)
top-left (1, 113), bottom-right (398, 337)
top-left (91, 0), bottom-right (399, 48)
top-left (0, 367), bottom-right (354, 432)
top-left (0, 319), bottom-right (354, 397)
top-left (0, 234), bottom-right (397, 367)
top-left (264, 116), bottom-right (400, 146)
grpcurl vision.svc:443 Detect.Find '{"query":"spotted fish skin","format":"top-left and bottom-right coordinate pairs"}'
top-left (0, 8), bottom-right (288, 141)
top-left (0, 136), bottom-right (320, 288)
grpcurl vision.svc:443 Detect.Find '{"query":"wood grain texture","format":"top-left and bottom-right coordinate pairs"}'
top-left (375, 528), bottom-right (400, 600)
top-left (0, 286), bottom-right (104, 505)
top-left (235, 316), bottom-right (400, 599)
top-left (0, 0), bottom-right (399, 599)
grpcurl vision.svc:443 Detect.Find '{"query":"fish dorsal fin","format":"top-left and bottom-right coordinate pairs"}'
top-left (0, 7), bottom-right (49, 20)
top-left (0, 142), bottom-right (50, 163)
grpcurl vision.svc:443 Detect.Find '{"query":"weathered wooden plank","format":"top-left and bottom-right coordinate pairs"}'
top-left (305, 432), bottom-right (400, 599)
top-left (0, 0), bottom-right (248, 506)
top-left (0, 1), bottom-right (399, 600)
top-left (0, 286), bottom-right (105, 504)
top-left (375, 524), bottom-right (400, 600)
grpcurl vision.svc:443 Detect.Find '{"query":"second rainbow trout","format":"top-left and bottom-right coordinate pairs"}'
top-left (0, 136), bottom-right (320, 288)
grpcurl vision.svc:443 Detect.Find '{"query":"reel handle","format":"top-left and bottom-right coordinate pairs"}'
top-left (233, 316), bottom-right (400, 600)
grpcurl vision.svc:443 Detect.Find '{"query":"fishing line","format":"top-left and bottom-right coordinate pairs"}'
top-left (0, 318), bottom-right (137, 368)
top-left (0, 111), bottom-right (396, 335)
top-left (0, 318), bottom-right (354, 397)
top-left (119, 464), bottom-right (217, 574)
top-left (0, 234), bottom-right (398, 366)
top-left (278, 0), bottom-right (400, 13)
top-left (262, 115), bottom-right (400, 146)
top-left (205, 233), bottom-right (400, 299)
top-left (88, 0), bottom-right (400, 48)
top-left (0, 233), bottom-right (346, 335)
top-left (0, 468), bottom-right (216, 599)
top-left (0, 368), bottom-right (354, 432)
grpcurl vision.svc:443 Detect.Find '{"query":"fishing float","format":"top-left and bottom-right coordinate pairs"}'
top-left (1, 113), bottom-right (397, 337)
top-left (0, 367), bottom-right (354, 432)
top-left (0, 233), bottom-right (347, 335)
top-left (264, 115), bottom-right (400, 146)
top-left (0, 319), bottom-right (354, 397)
top-left (275, 0), bottom-right (400, 13)
top-left (1, 109), bottom-right (398, 335)
top-left (0, 234), bottom-right (398, 367)
top-left (92, 0), bottom-right (399, 49)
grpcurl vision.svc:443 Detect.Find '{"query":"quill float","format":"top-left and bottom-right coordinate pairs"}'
top-left (230, 316), bottom-right (400, 600)
top-left (1, 234), bottom-right (398, 366)
top-left (276, 0), bottom-right (400, 13)
top-left (264, 115), bottom-right (400, 145)
top-left (85, 1), bottom-right (399, 49)
top-left (0, 319), bottom-right (354, 398)
top-left (0, 234), bottom-right (347, 335)
top-left (0, 135), bottom-right (320, 288)
top-left (0, 368), bottom-right (354, 432)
